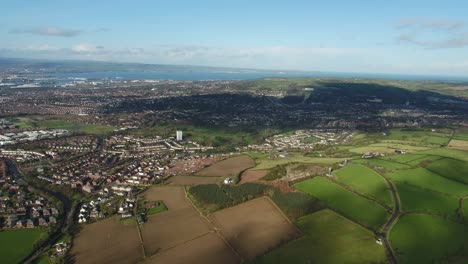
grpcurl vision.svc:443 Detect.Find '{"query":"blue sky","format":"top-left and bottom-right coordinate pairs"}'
top-left (1, 0), bottom-right (468, 76)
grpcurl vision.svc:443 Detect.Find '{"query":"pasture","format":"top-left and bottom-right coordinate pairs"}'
top-left (425, 158), bottom-right (468, 184)
top-left (209, 197), bottom-right (301, 260)
top-left (352, 158), bottom-right (412, 171)
top-left (294, 177), bottom-right (389, 230)
top-left (396, 183), bottom-right (459, 219)
top-left (255, 209), bottom-right (387, 264)
top-left (387, 168), bottom-right (468, 196)
top-left (448, 139), bottom-right (468, 150)
top-left (333, 164), bottom-right (393, 207)
top-left (0, 229), bottom-right (47, 264)
top-left (389, 214), bottom-right (468, 263)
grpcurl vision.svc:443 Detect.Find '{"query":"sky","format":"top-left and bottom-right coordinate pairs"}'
top-left (1, 0), bottom-right (468, 76)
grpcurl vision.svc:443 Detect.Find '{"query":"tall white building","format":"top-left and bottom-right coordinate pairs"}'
top-left (176, 130), bottom-right (183, 141)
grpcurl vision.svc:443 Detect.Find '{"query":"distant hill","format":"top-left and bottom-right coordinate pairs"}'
top-left (0, 57), bottom-right (307, 75)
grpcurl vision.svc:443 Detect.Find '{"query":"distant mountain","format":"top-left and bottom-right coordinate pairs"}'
top-left (0, 57), bottom-right (308, 75)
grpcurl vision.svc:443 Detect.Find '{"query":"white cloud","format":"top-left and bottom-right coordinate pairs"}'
top-left (10, 27), bottom-right (82, 37)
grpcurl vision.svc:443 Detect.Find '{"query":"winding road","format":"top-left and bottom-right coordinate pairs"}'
top-left (379, 173), bottom-right (401, 264)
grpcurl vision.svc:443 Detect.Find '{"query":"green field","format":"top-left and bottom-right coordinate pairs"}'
top-left (384, 129), bottom-right (451, 145)
top-left (418, 148), bottom-right (468, 162)
top-left (333, 164), bottom-right (393, 207)
top-left (253, 153), bottom-right (348, 170)
top-left (349, 143), bottom-right (430, 154)
top-left (390, 214), bottom-right (468, 263)
top-left (396, 182), bottom-right (459, 219)
top-left (295, 177), bottom-right (389, 230)
top-left (0, 229), bottom-right (47, 264)
top-left (464, 199), bottom-right (468, 221)
top-left (14, 118), bottom-right (115, 135)
top-left (387, 168), bottom-right (468, 196)
top-left (425, 158), bottom-right (468, 184)
top-left (254, 209), bottom-right (387, 264)
top-left (352, 158), bottom-right (412, 171)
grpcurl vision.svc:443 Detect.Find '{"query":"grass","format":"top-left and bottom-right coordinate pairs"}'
top-left (384, 129), bottom-right (451, 145)
top-left (389, 214), bottom-right (468, 263)
top-left (333, 164), bottom-right (393, 207)
top-left (13, 118), bottom-right (115, 135)
top-left (349, 144), bottom-right (430, 154)
top-left (295, 177), bottom-right (389, 230)
top-left (418, 148), bottom-right (468, 162)
top-left (464, 199), bottom-right (468, 221)
top-left (146, 201), bottom-right (167, 215)
top-left (396, 182), bottom-right (459, 219)
top-left (253, 153), bottom-right (347, 170)
top-left (387, 168), bottom-right (468, 197)
top-left (352, 158), bottom-right (412, 171)
top-left (253, 209), bottom-right (387, 264)
top-left (0, 229), bottom-right (47, 264)
top-left (425, 158), bottom-right (468, 184)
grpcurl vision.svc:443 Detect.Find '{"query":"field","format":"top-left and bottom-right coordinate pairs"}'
top-left (352, 158), bottom-right (412, 171)
top-left (209, 197), bottom-right (301, 260)
top-left (425, 158), bottom-right (468, 184)
top-left (396, 182), bottom-right (459, 219)
top-left (448, 139), bottom-right (468, 150)
top-left (140, 186), bottom-right (239, 262)
top-left (254, 209), bottom-right (387, 264)
top-left (0, 229), bottom-right (47, 264)
top-left (294, 177), bottom-right (389, 230)
top-left (142, 232), bottom-right (240, 264)
top-left (167, 175), bottom-right (221, 186)
top-left (417, 148), bottom-right (468, 162)
top-left (389, 214), bottom-right (468, 263)
top-left (252, 153), bottom-right (348, 170)
top-left (333, 164), bottom-right (393, 207)
top-left (70, 216), bottom-right (142, 264)
top-left (13, 117), bottom-right (115, 135)
top-left (196, 155), bottom-right (255, 178)
top-left (239, 169), bottom-right (268, 184)
top-left (384, 129), bottom-right (451, 145)
top-left (349, 143), bottom-right (430, 154)
top-left (387, 168), bottom-right (468, 196)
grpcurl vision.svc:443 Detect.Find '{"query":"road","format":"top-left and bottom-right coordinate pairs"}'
top-left (5, 158), bottom-right (75, 264)
top-left (380, 174), bottom-right (400, 264)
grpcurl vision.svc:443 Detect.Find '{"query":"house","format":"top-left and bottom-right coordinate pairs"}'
top-left (43, 209), bottom-right (50, 216)
top-left (223, 178), bottom-right (233, 185)
top-left (5, 214), bottom-right (18, 227)
top-left (38, 217), bottom-right (48, 226)
top-left (51, 208), bottom-right (59, 215)
top-left (16, 220), bottom-right (23, 228)
top-left (26, 219), bottom-right (34, 228)
top-left (49, 216), bottom-right (57, 224)
top-left (32, 209), bottom-right (40, 218)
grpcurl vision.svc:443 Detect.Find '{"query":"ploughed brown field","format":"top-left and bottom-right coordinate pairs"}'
top-left (239, 169), bottom-right (268, 184)
top-left (209, 197), bottom-right (301, 260)
top-left (141, 187), bottom-right (240, 263)
top-left (70, 216), bottom-right (142, 264)
top-left (196, 155), bottom-right (255, 178)
top-left (142, 232), bottom-right (240, 264)
top-left (168, 175), bottom-right (221, 186)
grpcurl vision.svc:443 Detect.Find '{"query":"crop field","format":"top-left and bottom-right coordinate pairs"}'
top-left (387, 168), bottom-right (468, 196)
top-left (448, 139), bottom-right (468, 150)
top-left (389, 214), bottom-right (468, 263)
top-left (255, 209), bottom-right (387, 264)
top-left (294, 177), bottom-right (389, 230)
top-left (0, 229), bottom-right (47, 264)
top-left (140, 187), bottom-right (218, 256)
top-left (196, 155), bottom-right (255, 178)
top-left (425, 158), bottom-right (468, 184)
top-left (396, 183), bottom-right (459, 219)
top-left (239, 169), bottom-right (268, 184)
top-left (209, 197), bottom-right (301, 260)
top-left (168, 175), bottom-right (221, 186)
top-left (142, 232), bottom-right (240, 264)
top-left (333, 164), bottom-right (393, 207)
top-left (70, 216), bottom-right (142, 264)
